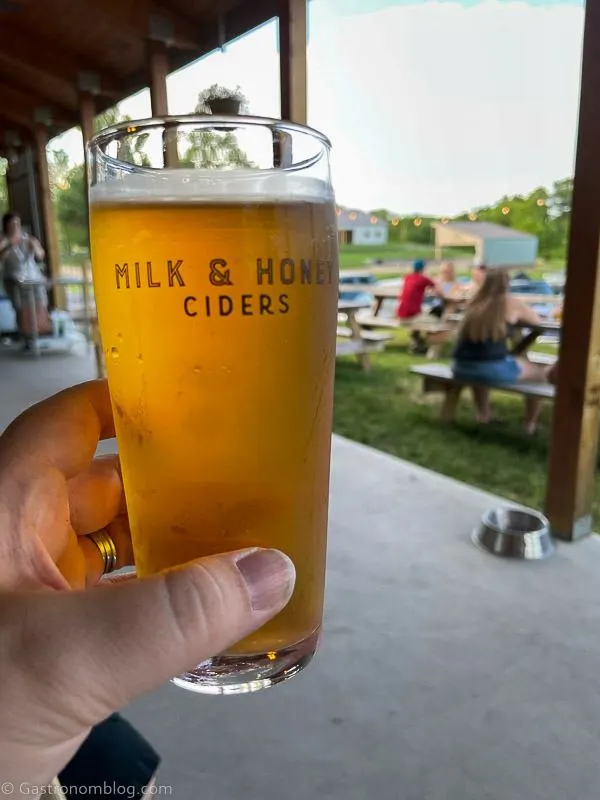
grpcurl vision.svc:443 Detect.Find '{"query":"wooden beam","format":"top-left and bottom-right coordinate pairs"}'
top-left (113, 0), bottom-right (280, 112)
top-left (148, 40), bottom-right (170, 117)
top-left (83, 0), bottom-right (202, 50)
top-left (279, 0), bottom-right (308, 123)
top-left (148, 41), bottom-right (179, 167)
top-left (34, 124), bottom-right (62, 300)
top-left (0, 79), bottom-right (76, 122)
top-left (0, 23), bottom-right (120, 96)
top-left (545, 0), bottom-right (600, 541)
top-left (80, 93), bottom-right (96, 155)
top-left (80, 92), bottom-right (96, 242)
top-left (0, 55), bottom-right (78, 110)
top-left (0, 106), bottom-right (35, 131)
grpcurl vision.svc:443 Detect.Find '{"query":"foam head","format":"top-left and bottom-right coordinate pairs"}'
top-left (89, 169), bottom-right (334, 205)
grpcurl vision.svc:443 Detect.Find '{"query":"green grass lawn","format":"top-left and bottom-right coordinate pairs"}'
top-left (339, 243), bottom-right (448, 269)
top-left (333, 331), bottom-right (599, 525)
top-left (338, 243), bottom-right (566, 275)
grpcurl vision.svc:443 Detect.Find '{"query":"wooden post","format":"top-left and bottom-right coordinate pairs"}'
top-left (79, 91), bottom-right (95, 238)
top-left (279, 0), bottom-right (308, 124)
top-left (148, 40), bottom-right (178, 167)
top-left (34, 123), bottom-right (62, 307)
top-left (545, 0), bottom-right (600, 541)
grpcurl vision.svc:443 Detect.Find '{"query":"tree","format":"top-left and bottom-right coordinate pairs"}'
top-left (55, 163), bottom-right (88, 253)
top-left (94, 106), bottom-right (151, 167)
top-left (48, 149), bottom-right (71, 199)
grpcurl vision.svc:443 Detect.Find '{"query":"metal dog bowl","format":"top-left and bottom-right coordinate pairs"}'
top-left (472, 507), bottom-right (555, 560)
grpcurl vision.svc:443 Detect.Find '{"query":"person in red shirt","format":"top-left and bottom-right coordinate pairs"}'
top-left (396, 260), bottom-right (439, 353)
top-left (397, 260), bottom-right (435, 318)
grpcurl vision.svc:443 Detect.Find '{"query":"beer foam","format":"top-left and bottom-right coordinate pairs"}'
top-left (89, 169), bottom-right (334, 205)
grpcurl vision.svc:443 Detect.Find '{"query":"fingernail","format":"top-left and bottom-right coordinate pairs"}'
top-left (235, 549), bottom-right (296, 613)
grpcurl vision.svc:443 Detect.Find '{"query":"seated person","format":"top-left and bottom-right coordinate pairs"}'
top-left (464, 264), bottom-right (487, 298)
top-left (396, 259), bottom-right (440, 353)
top-left (452, 268), bottom-right (553, 434)
top-left (435, 261), bottom-right (461, 300)
top-left (0, 211), bottom-right (51, 340)
top-left (430, 261), bottom-right (463, 318)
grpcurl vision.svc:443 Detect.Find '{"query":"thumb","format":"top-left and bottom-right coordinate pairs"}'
top-left (13, 547), bottom-right (295, 720)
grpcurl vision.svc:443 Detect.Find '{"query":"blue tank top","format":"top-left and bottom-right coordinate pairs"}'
top-left (453, 337), bottom-right (508, 361)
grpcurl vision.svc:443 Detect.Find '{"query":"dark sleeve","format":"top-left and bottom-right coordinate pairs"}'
top-left (59, 713), bottom-right (161, 798)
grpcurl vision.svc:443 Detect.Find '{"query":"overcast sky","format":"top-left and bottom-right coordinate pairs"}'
top-left (54, 0), bottom-right (586, 215)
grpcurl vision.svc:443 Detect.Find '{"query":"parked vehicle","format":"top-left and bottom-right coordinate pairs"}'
top-left (509, 278), bottom-right (557, 318)
top-left (339, 273), bottom-right (377, 306)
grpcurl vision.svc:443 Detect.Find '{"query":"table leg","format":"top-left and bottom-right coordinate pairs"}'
top-left (373, 298), bottom-right (384, 316)
top-left (348, 310), bottom-right (371, 372)
top-left (26, 285), bottom-right (40, 357)
top-left (441, 385), bottom-right (462, 422)
top-left (509, 330), bottom-right (539, 356)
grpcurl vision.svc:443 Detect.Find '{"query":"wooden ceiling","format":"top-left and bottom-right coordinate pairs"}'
top-left (0, 0), bottom-right (279, 152)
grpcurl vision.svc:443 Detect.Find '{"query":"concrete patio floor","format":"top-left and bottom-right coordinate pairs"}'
top-left (2, 347), bottom-right (600, 800)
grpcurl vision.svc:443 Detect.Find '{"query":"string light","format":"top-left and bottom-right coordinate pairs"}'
top-left (414, 217), bottom-right (422, 227)
top-left (349, 212), bottom-right (357, 221)
top-left (468, 212), bottom-right (478, 221)
top-left (441, 217), bottom-right (449, 224)
top-left (391, 217), bottom-right (400, 226)
top-left (536, 198), bottom-right (546, 207)
top-left (501, 206), bottom-right (510, 215)
top-left (370, 216), bottom-right (378, 224)
top-left (336, 208), bottom-right (341, 216)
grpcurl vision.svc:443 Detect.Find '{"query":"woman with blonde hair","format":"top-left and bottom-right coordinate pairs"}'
top-left (435, 261), bottom-right (461, 300)
top-left (452, 268), bottom-right (552, 433)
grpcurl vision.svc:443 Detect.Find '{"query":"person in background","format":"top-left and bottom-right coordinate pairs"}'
top-left (0, 211), bottom-right (51, 340)
top-left (435, 261), bottom-right (461, 301)
top-left (464, 263), bottom-right (487, 298)
top-left (452, 268), bottom-right (552, 434)
top-left (397, 259), bottom-right (441, 354)
top-left (429, 261), bottom-right (462, 319)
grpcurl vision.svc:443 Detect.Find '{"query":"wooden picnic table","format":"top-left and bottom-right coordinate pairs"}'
top-left (509, 320), bottom-right (561, 356)
top-left (337, 299), bottom-right (392, 371)
top-left (14, 276), bottom-right (101, 372)
top-left (367, 283), bottom-right (470, 318)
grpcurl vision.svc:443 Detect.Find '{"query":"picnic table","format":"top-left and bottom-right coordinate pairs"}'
top-left (337, 299), bottom-right (392, 372)
top-left (366, 283), bottom-right (470, 318)
top-left (16, 276), bottom-right (94, 350)
top-left (8, 276), bottom-right (102, 373)
top-left (509, 320), bottom-right (561, 356)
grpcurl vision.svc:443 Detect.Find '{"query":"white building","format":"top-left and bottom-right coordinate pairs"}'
top-left (432, 221), bottom-right (539, 266)
top-left (336, 207), bottom-right (389, 246)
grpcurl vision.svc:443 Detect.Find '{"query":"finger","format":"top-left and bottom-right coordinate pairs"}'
top-left (12, 548), bottom-right (295, 722)
top-left (69, 455), bottom-right (122, 535)
top-left (0, 380), bottom-right (114, 482)
top-left (81, 519), bottom-right (134, 587)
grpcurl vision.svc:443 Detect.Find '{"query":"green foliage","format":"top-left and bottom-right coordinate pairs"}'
top-left (93, 106), bottom-right (151, 167)
top-left (333, 331), bottom-right (596, 524)
top-left (379, 179), bottom-right (573, 260)
top-left (55, 163), bottom-right (88, 253)
top-left (180, 130), bottom-right (253, 168)
top-left (48, 149), bottom-right (71, 201)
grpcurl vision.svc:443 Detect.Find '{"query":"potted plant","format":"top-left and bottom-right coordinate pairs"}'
top-left (196, 84), bottom-right (248, 116)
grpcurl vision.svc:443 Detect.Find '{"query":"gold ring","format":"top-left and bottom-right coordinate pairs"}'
top-left (88, 530), bottom-right (118, 575)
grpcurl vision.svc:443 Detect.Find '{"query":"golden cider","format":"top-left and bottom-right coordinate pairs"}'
top-left (90, 199), bottom-right (339, 654)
